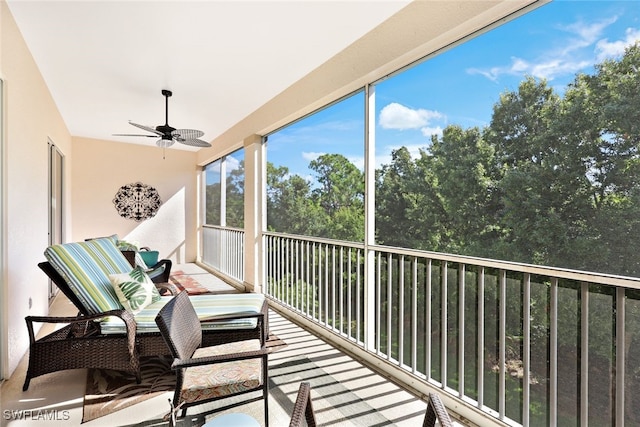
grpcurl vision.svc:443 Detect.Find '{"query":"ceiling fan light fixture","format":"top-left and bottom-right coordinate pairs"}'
top-left (156, 138), bottom-right (175, 148)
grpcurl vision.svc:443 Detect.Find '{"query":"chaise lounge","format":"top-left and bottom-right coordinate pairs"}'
top-left (23, 237), bottom-right (267, 391)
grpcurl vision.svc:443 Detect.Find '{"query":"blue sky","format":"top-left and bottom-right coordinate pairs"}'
top-left (266, 1), bottom-right (640, 182)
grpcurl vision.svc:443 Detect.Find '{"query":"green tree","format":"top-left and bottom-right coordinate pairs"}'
top-left (309, 154), bottom-right (365, 241)
top-left (375, 146), bottom-right (441, 249)
top-left (428, 125), bottom-right (502, 255)
top-left (559, 42), bottom-right (640, 275)
top-left (266, 162), bottom-right (325, 237)
top-left (225, 160), bottom-right (245, 228)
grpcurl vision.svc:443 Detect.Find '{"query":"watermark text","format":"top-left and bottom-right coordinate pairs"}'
top-left (3, 409), bottom-right (71, 421)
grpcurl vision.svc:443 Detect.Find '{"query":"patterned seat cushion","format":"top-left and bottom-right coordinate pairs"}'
top-left (99, 293), bottom-right (265, 334)
top-left (180, 339), bottom-right (263, 404)
top-left (44, 238), bottom-right (132, 314)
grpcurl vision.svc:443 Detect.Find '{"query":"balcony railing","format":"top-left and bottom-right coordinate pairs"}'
top-left (263, 231), bottom-right (640, 427)
top-left (202, 225), bottom-right (244, 282)
top-left (202, 227), bottom-right (640, 426)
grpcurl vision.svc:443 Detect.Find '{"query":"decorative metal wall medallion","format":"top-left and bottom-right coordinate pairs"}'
top-left (113, 182), bottom-right (162, 222)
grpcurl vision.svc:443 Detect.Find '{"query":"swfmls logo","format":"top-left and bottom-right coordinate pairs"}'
top-left (3, 409), bottom-right (71, 421)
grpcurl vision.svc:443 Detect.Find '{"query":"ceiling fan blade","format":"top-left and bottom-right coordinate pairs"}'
top-left (178, 138), bottom-right (212, 148)
top-left (129, 121), bottom-right (162, 135)
top-left (113, 133), bottom-right (158, 138)
top-left (172, 129), bottom-right (205, 140)
top-left (156, 138), bottom-right (175, 148)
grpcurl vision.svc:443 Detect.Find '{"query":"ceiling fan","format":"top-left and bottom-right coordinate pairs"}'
top-left (115, 89), bottom-right (211, 148)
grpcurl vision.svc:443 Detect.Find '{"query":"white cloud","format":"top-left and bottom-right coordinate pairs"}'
top-left (302, 151), bottom-right (324, 162)
top-left (467, 15), bottom-right (637, 82)
top-left (225, 155), bottom-right (241, 171)
top-left (529, 58), bottom-right (592, 80)
top-left (469, 56), bottom-right (591, 82)
top-left (420, 126), bottom-right (443, 139)
top-left (595, 27), bottom-right (640, 61)
top-left (379, 102), bottom-right (443, 130)
top-left (560, 17), bottom-right (618, 54)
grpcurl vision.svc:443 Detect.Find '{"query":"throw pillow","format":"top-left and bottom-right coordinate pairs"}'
top-left (109, 267), bottom-right (161, 314)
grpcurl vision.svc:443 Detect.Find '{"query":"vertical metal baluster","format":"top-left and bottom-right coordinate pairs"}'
top-left (295, 239), bottom-right (300, 310)
top-left (459, 263), bottom-right (465, 398)
top-left (307, 241), bottom-right (311, 316)
top-left (376, 251), bottom-right (381, 355)
top-left (499, 270), bottom-right (506, 420)
top-left (264, 235), bottom-right (268, 296)
top-left (478, 266), bottom-right (485, 409)
top-left (581, 282), bottom-right (589, 426)
top-left (340, 246), bottom-right (344, 334)
top-left (357, 249), bottom-right (362, 344)
top-left (412, 257), bottom-right (418, 374)
top-left (332, 245), bottom-right (337, 331)
top-left (347, 247), bottom-right (352, 339)
top-left (318, 244), bottom-right (323, 323)
top-left (302, 240), bottom-right (306, 311)
top-left (288, 238), bottom-right (292, 307)
top-left (442, 261), bottom-right (448, 389)
top-left (523, 273), bottom-right (531, 427)
top-left (324, 244), bottom-right (329, 327)
top-left (312, 243), bottom-right (317, 321)
top-left (279, 237), bottom-right (283, 302)
top-left (616, 287), bottom-right (625, 427)
top-left (426, 258), bottom-right (432, 380)
top-left (387, 252), bottom-right (393, 361)
top-left (550, 278), bottom-right (558, 427)
top-left (276, 237), bottom-right (280, 301)
top-left (399, 254), bottom-right (405, 366)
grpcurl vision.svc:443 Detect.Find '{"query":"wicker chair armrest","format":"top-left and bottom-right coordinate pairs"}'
top-left (148, 259), bottom-right (172, 283)
top-left (171, 348), bottom-right (268, 370)
top-left (289, 382), bottom-right (317, 427)
top-left (25, 309), bottom-right (129, 325)
top-left (155, 282), bottom-right (180, 296)
top-left (25, 309), bottom-right (137, 357)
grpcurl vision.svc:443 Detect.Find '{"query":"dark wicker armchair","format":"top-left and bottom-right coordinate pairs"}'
top-left (423, 393), bottom-right (454, 427)
top-left (24, 239), bottom-right (267, 391)
top-left (155, 291), bottom-right (269, 424)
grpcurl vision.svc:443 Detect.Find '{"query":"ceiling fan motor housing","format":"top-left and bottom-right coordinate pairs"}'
top-left (156, 124), bottom-right (176, 134)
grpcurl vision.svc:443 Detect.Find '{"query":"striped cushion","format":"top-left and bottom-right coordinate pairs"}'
top-left (100, 293), bottom-right (265, 334)
top-left (44, 238), bottom-right (132, 314)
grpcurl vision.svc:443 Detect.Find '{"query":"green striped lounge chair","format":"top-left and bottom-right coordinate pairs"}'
top-left (23, 237), bottom-right (267, 390)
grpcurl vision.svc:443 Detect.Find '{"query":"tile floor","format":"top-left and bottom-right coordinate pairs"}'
top-left (0, 264), bottom-right (455, 427)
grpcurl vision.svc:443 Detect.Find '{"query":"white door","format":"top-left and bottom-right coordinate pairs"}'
top-left (48, 141), bottom-right (64, 300)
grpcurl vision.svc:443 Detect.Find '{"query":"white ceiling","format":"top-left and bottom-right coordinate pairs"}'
top-left (6, 0), bottom-right (412, 150)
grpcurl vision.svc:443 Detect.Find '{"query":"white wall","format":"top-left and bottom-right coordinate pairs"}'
top-left (1, 0), bottom-right (73, 377)
top-left (71, 137), bottom-right (199, 263)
